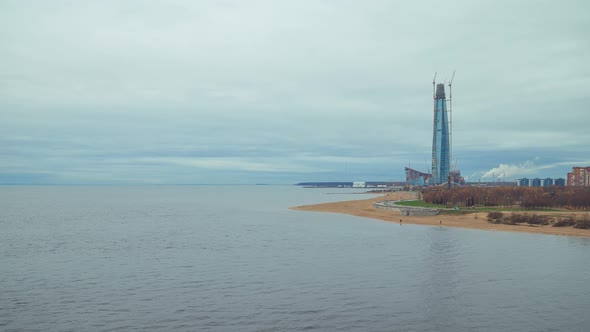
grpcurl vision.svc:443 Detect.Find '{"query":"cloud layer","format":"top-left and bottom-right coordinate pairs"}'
top-left (1, 0), bottom-right (589, 184)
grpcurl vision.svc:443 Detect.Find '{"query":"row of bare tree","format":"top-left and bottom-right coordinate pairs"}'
top-left (421, 186), bottom-right (590, 209)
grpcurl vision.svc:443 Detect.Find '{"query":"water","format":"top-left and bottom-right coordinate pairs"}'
top-left (1, 185), bottom-right (589, 331)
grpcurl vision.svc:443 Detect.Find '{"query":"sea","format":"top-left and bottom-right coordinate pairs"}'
top-left (1, 185), bottom-right (589, 332)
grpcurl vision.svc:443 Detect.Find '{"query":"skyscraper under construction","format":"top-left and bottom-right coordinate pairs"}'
top-left (405, 73), bottom-right (463, 187)
top-left (430, 83), bottom-right (450, 185)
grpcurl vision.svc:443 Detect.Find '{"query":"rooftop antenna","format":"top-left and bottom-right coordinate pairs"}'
top-left (448, 70), bottom-right (455, 173)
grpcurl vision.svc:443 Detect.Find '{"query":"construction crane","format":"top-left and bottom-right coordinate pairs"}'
top-left (432, 72), bottom-right (437, 99)
top-left (448, 70), bottom-right (455, 173)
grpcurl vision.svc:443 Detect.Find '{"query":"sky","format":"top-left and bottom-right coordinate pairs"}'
top-left (1, 0), bottom-right (589, 184)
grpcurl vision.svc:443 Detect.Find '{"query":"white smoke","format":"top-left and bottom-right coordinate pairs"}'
top-left (481, 161), bottom-right (537, 180)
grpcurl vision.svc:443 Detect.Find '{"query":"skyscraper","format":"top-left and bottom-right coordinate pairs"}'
top-left (430, 83), bottom-right (450, 185)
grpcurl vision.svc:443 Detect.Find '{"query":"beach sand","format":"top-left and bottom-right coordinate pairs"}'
top-left (290, 192), bottom-right (590, 238)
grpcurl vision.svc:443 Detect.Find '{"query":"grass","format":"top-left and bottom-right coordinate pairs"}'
top-left (394, 200), bottom-right (443, 208)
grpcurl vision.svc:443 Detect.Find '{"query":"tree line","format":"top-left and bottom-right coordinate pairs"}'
top-left (421, 186), bottom-right (590, 210)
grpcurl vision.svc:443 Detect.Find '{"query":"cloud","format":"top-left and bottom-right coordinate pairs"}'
top-left (1, 1), bottom-right (589, 184)
top-left (126, 157), bottom-right (324, 173)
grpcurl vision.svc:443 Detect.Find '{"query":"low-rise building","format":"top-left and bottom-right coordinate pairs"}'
top-left (405, 167), bottom-right (430, 186)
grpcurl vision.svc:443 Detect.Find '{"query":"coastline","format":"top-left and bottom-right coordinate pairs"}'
top-left (290, 192), bottom-right (590, 238)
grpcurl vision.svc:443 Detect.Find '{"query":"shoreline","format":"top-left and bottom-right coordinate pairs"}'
top-left (290, 192), bottom-right (590, 238)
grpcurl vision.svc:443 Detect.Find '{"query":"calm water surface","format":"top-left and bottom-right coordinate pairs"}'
top-left (1, 186), bottom-right (589, 331)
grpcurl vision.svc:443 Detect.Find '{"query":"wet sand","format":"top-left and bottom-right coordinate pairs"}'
top-left (290, 192), bottom-right (590, 238)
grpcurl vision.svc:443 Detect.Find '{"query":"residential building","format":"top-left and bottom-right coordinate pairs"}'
top-left (517, 178), bottom-right (530, 187)
top-left (567, 166), bottom-right (590, 187)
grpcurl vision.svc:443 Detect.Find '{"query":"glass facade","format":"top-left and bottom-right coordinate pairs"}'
top-left (430, 84), bottom-right (450, 185)
top-left (405, 167), bottom-right (430, 186)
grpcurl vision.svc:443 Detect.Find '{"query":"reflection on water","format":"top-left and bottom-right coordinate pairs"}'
top-left (1, 186), bottom-right (589, 331)
top-left (421, 228), bottom-right (463, 329)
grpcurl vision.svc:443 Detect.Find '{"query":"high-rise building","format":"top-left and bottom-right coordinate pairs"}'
top-left (430, 84), bottom-right (450, 185)
top-left (567, 166), bottom-right (590, 187)
top-left (517, 178), bottom-right (530, 187)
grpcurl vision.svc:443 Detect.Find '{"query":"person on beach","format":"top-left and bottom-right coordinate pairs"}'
top-left (400, 219), bottom-right (402, 225)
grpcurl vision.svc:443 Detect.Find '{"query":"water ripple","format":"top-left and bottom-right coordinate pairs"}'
top-left (1, 186), bottom-right (590, 331)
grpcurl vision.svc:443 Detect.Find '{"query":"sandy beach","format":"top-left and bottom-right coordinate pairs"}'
top-left (290, 192), bottom-right (590, 238)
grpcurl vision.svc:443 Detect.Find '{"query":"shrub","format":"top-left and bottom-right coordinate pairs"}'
top-left (505, 213), bottom-right (549, 225)
top-left (527, 214), bottom-right (550, 225)
top-left (574, 220), bottom-right (590, 229)
top-left (553, 217), bottom-right (576, 227)
top-left (502, 219), bottom-right (516, 225)
top-left (574, 215), bottom-right (590, 229)
top-left (509, 213), bottom-right (529, 223)
top-left (487, 211), bottom-right (503, 222)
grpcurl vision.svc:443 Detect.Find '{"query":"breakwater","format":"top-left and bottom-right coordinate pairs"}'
top-left (373, 200), bottom-right (440, 216)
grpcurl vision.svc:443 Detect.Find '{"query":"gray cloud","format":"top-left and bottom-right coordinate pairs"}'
top-left (1, 0), bottom-right (588, 184)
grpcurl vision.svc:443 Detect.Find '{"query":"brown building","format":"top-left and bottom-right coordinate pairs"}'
top-left (567, 166), bottom-right (590, 187)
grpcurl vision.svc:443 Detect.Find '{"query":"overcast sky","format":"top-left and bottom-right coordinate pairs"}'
top-left (1, 0), bottom-right (589, 184)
